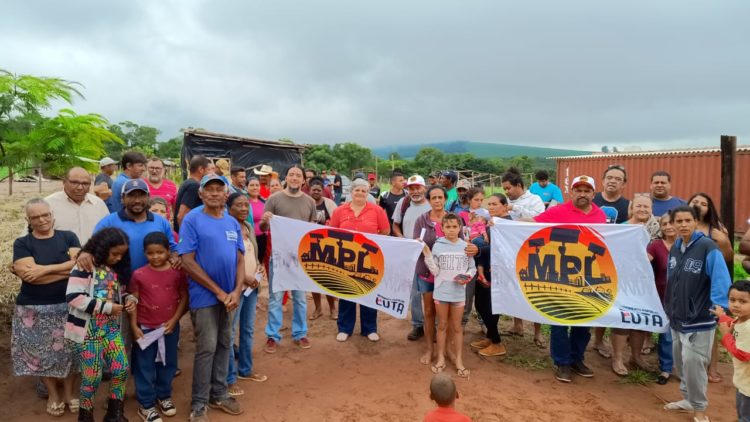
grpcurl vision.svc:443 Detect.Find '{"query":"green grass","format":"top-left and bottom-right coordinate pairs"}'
top-left (618, 369), bottom-right (657, 385)
top-left (736, 262), bottom-right (749, 281)
top-left (505, 354), bottom-right (552, 370)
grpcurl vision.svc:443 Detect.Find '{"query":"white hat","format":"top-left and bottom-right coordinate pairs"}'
top-left (99, 157), bottom-right (117, 167)
top-left (253, 164), bottom-right (273, 176)
top-left (405, 175), bottom-right (426, 187)
top-left (456, 179), bottom-right (471, 190)
top-left (571, 175), bottom-right (596, 190)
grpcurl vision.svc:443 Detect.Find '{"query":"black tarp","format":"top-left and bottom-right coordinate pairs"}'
top-left (181, 130), bottom-right (306, 179)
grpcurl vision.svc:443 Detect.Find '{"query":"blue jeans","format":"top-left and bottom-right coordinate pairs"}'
top-left (132, 325), bottom-right (180, 409)
top-left (265, 260), bottom-right (308, 342)
top-left (550, 326), bottom-right (591, 366)
top-left (337, 300), bottom-right (377, 336)
top-left (410, 273), bottom-right (424, 328)
top-left (227, 289), bottom-right (258, 384)
top-left (658, 330), bottom-right (673, 373)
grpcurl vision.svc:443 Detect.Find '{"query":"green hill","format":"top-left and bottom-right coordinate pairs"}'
top-left (372, 141), bottom-right (589, 159)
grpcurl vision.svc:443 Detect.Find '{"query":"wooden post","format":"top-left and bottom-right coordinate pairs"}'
top-left (720, 135), bottom-right (736, 279)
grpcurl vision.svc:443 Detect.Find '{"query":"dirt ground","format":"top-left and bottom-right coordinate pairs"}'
top-left (0, 179), bottom-right (737, 421)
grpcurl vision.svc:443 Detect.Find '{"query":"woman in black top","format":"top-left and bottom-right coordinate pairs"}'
top-left (12, 198), bottom-right (81, 416)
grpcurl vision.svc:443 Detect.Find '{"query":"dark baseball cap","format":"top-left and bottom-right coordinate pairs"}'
top-left (121, 178), bottom-right (149, 195)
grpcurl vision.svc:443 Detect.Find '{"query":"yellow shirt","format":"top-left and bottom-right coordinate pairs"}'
top-left (733, 319), bottom-right (750, 396)
top-left (45, 191), bottom-right (110, 245)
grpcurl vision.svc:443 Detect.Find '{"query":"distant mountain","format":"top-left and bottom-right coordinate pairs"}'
top-left (372, 141), bottom-right (590, 159)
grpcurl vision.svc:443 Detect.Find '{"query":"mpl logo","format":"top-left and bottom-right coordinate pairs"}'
top-left (298, 228), bottom-right (384, 298)
top-left (515, 225), bottom-right (618, 323)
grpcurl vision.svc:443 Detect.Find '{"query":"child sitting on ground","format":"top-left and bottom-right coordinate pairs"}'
top-left (423, 373), bottom-right (471, 422)
top-left (711, 280), bottom-right (750, 422)
top-left (422, 213), bottom-right (476, 379)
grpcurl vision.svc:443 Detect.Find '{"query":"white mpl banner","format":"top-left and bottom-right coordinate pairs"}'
top-left (490, 219), bottom-right (669, 332)
top-left (270, 216), bottom-right (423, 319)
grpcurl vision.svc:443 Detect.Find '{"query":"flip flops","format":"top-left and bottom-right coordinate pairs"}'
top-left (431, 363), bottom-right (446, 374)
top-left (457, 367), bottom-right (470, 379)
top-left (594, 345), bottom-right (612, 358)
top-left (46, 401), bottom-right (65, 417)
top-left (664, 400), bottom-right (694, 412)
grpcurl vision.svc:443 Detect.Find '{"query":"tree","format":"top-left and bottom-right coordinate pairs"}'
top-left (413, 147), bottom-right (447, 175)
top-left (331, 143), bottom-right (373, 172)
top-left (156, 136), bottom-right (183, 159)
top-left (106, 121), bottom-right (160, 159)
top-left (601, 146), bottom-right (610, 153)
top-left (0, 70), bottom-right (112, 193)
top-left (17, 109), bottom-right (121, 175)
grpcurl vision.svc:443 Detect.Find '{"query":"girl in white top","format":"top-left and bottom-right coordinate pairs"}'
top-left (421, 213), bottom-right (476, 379)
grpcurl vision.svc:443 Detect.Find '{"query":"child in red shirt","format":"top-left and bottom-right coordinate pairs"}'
top-left (423, 373), bottom-right (471, 422)
top-left (129, 232), bottom-right (188, 421)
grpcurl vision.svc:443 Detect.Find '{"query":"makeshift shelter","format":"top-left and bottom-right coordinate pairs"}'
top-left (181, 129), bottom-right (307, 179)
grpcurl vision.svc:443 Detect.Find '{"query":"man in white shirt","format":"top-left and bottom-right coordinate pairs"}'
top-left (391, 175), bottom-right (432, 341)
top-left (45, 167), bottom-right (110, 245)
top-left (502, 168), bottom-right (545, 220)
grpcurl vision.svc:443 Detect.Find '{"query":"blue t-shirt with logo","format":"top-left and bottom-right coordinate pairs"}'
top-left (177, 208), bottom-right (245, 309)
top-left (652, 197), bottom-right (687, 217)
top-left (529, 182), bottom-right (564, 205)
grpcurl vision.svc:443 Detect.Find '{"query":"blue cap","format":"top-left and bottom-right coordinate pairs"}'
top-left (200, 174), bottom-right (229, 189)
top-left (121, 178), bottom-right (149, 195)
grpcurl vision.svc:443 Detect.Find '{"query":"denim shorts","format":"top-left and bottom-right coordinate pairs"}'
top-left (416, 276), bottom-right (434, 293)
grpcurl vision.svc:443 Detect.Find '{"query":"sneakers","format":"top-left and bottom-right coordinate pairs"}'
top-left (208, 397), bottom-right (243, 415)
top-left (189, 406), bottom-right (208, 422)
top-left (470, 338), bottom-right (492, 350)
top-left (478, 342), bottom-right (507, 357)
top-left (264, 338), bottom-right (277, 354)
top-left (555, 365), bottom-right (572, 383)
top-left (294, 337), bottom-right (312, 349)
top-left (367, 332), bottom-right (380, 342)
top-left (336, 332), bottom-right (349, 342)
top-left (571, 361), bottom-right (594, 378)
top-left (407, 327), bottom-right (424, 341)
top-left (138, 407), bottom-right (163, 422)
top-left (157, 398), bottom-right (177, 417)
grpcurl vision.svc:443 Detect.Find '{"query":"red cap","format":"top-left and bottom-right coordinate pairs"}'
top-left (368, 173), bottom-right (376, 180)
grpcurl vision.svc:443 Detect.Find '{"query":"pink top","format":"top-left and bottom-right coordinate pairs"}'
top-left (147, 179), bottom-right (178, 213)
top-left (470, 221), bottom-right (486, 239)
top-left (129, 266), bottom-right (187, 327)
top-left (249, 198), bottom-right (265, 236)
top-left (534, 201), bottom-right (607, 224)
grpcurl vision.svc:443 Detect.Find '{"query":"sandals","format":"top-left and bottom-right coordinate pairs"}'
top-left (67, 399), bottom-right (80, 413)
top-left (308, 309), bottom-right (323, 320)
top-left (228, 384), bottom-right (245, 397)
top-left (46, 401), bottom-right (65, 417)
top-left (708, 372), bottom-right (723, 383)
top-left (457, 367), bottom-right (470, 379)
top-left (431, 363), bottom-right (446, 374)
top-left (594, 344), bottom-right (611, 358)
top-left (533, 338), bottom-right (545, 348)
top-left (611, 363), bottom-right (629, 377)
top-left (664, 399), bottom-right (694, 412)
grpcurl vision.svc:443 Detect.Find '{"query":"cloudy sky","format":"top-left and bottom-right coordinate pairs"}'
top-left (3, 0), bottom-right (748, 151)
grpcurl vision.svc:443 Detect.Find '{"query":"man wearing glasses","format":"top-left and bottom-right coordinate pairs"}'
top-left (593, 165), bottom-right (630, 224)
top-left (45, 167), bottom-right (109, 245)
top-left (145, 157), bottom-right (178, 215)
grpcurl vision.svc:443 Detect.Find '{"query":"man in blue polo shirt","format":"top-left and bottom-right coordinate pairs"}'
top-left (110, 151), bottom-right (147, 213)
top-left (178, 174), bottom-right (245, 421)
top-left (93, 178), bottom-right (178, 271)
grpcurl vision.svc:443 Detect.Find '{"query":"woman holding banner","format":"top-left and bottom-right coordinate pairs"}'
top-left (469, 193), bottom-right (511, 357)
top-left (329, 179), bottom-right (390, 342)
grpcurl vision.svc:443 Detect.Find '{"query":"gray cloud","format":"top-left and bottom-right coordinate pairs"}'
top-left (2, 0), bottom-right (748, 151)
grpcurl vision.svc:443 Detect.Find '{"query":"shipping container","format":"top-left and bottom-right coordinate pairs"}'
top-left (550, 146), bottom-right (750, 234)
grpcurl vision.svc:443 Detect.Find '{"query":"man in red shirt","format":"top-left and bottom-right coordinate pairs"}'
top-left (145, 157), bottom-right (177, 215)
top-left (532, 175), bottom-right (606, 383)
top-left (253, 164), bottom-right (274, 199)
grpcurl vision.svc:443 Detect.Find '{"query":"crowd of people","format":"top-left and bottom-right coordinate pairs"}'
top-left (8, 151), bottom-right (750, 422)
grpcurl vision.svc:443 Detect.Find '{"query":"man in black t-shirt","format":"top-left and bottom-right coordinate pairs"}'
top-left (331, 168), bottom-right (343, 204)
top-left (592, 164), bottom-right (630, 224)
top-left (379, 171), bottom-right (406, 231)
top-left (368, 173), bottom-right (381, 203)
top-left (174, 155), bottom-right (214, 230)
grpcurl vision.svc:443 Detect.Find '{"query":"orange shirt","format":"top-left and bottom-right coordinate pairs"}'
top-left (329, 202), bottom-right (389, 235)
top-left (424, 407), bottom-right (471, 422)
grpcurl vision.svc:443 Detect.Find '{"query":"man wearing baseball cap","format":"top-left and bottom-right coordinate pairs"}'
top-left (94, 157), bottom-right (118, 212)
top-left (179, 173), bottom-right (246, 419)
top-left (367, 173), bottom-right (381, 203)
top-left (392, 175), bottom-right (432, 341)
top-left (88, 178), bottom-right (178, 272)
top-left (531, 174), bottom-right (607, 383)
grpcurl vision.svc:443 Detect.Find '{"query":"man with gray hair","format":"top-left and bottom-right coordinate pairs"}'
top-left (179, 174), bottom-right (245, 421)
top-left (46, 167), bottom-right (109, 246)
